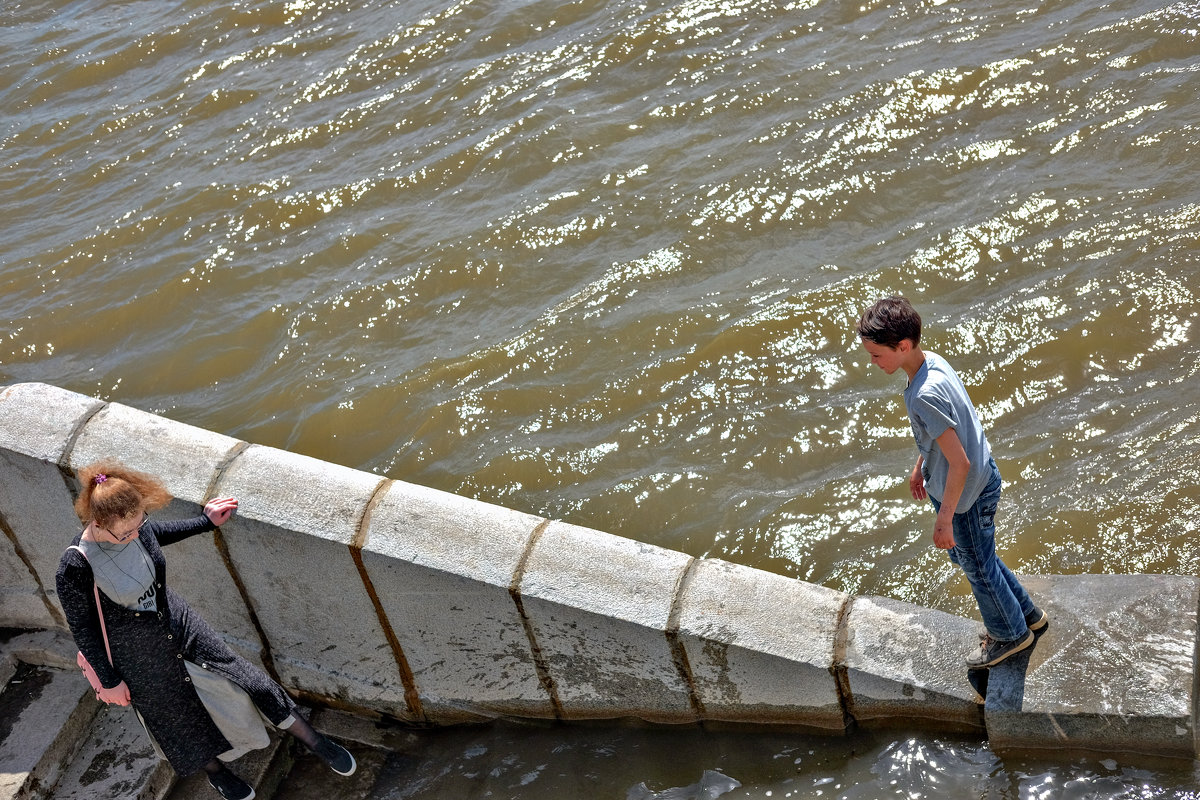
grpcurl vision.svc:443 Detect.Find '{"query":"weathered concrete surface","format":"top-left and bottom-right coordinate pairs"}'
top-left (985, 574), bottom-right (1199, 758)
top-left (3, 382), bottom-right (1199, 760)
top-left (0, 629), bottom-right (78, 673)
top-left (841, 595), bottom-right (985, 730)
top-left (211, 444), bottom-right (408, 718)
top-left (272, 737), bottom-right (383, 800)
top-left (517, 520), bottom-right (695, 722)
top-left (0, 543), bottom-right (48, 632)
top-left (68, 400), bottom-right (241, 506)
top-left (0, 383), bottom-right (104, 629)
top-left (0, 664), bottom-right (100, 800)
top-left (50, 704), bottom-right (174, 800)
top-left (245, 708), bottom-right (420, 800)
top-left (165, 730), bottom-right (291, 800)
top-left (675, 558), bottom-right (846, 730)
top-left (67, 401), bottom-right (267, 666)
top-left (362, 480), bottom-right (552, 723)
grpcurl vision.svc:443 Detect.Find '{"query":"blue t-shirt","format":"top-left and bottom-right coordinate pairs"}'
top-left (903, 352), bottom-right (993, 513)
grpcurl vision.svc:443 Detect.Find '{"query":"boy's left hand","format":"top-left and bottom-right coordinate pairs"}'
top-left (909, 467), bottom-right (927, 501)
top-left (933, 514), bottom-right (955, 549)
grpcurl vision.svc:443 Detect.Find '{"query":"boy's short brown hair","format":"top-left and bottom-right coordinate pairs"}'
top-left (856, 296), bottom-right (921, 349)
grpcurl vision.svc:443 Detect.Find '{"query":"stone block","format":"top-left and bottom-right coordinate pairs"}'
top-left (211, 445), bottom-right (407, 717)
top-left (68, 403), bottom-right (266, 664)
top-left (68, 401), bottom-right (243, 503)
top-left (164, 728), bottom-right (291, 800)
top-left (309, 707), bottom-right (423, 752)
top-left (1, 628), bottom-right (78, 671)
top-left (0, 664), bottom-right (102, 800)
top-left (0, 542), bottom-right (56, 630)
top-left (361, 480), bottom-right (551, 722)
top-left (52, 703), bottom-right (174, 800)
top-left (517, 520), bottom-right (695, 722)
top-left (0, 383), bottom-right (105, 625)
top-left (985, 574), bottom-right (1199, 759)
top-left (842, 594), bottom-right (985, 730)
top-left (0, 383), bottom-right (102, 465)
top-left (676, 558), bottom-right (846, 730)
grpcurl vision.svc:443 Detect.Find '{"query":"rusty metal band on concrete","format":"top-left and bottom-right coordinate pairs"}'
top-left (509, 518), bottom-right (563, 721)
top-left (199, 440), bottom-right (287, 683)
top-left (350, 478), bottom-right (426, 723)
top-left (666, 557), bottom-right (706, 721)
top-left (55, 400), bottom-right (108, 497)
top-left (830, 595), bottom-right (854, 729)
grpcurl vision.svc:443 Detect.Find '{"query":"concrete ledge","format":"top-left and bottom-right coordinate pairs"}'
top-left (67, 402), bottom-right (266, 665)
top-left (362, 480), bottom-right (551, 723)
top-left (69, 401), bottom-right (243, 503)
top-left (842, 595), bottom-right (985, 730)
top-left (2, 383), bottom-right (1198, 760)
top-left (517, 520), bottom-right (695, 723)
top-left (676, 558), bottom-right (846, 730)
top-left (985, 574), bottom-right (1198, 758)
top-left (0, 545), bottom-right (51, 632)
top-left (0, 383), bottom-right (105, 628)
top-left (0, 629), bottom-right (78, 672)
top-left (212, 444), bottom-right (407, 718)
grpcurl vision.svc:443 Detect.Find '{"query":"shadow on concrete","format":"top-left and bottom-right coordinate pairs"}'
top-left (966, 625), bottom-right (1049, 710)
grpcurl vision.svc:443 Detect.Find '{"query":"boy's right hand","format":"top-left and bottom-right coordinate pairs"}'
top-left (909, 464), bottom-right (927, 500)
top-left (933, 514), bottom-right (956, 549)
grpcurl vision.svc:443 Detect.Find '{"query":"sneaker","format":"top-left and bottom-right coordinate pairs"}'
top-left (1026, 606), bottom-right (1048, 632)
top-left (208, 768), bottom-right (255, 800)
top-left (965, 630), bottom-right (1034, 668)
top-left (314, 735), bottom-right (357, 777)
top-left (977, 608), bottom-right (1048, 641)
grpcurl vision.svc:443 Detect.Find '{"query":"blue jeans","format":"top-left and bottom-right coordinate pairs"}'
top-left (930, 459), bottom-right (1034, 642)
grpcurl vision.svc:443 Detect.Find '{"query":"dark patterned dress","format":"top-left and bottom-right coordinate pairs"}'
top-left (56, 516), bottom-right (297, 776)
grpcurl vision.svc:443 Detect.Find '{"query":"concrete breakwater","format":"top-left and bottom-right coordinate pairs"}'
top-left (0, 382), bottom-right (1196, 760)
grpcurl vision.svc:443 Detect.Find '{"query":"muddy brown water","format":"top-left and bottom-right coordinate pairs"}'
top-left (4, 0), bottom-right (1200, 795)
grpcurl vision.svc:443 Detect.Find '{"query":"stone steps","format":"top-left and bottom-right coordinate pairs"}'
top-left (270, 708), bottom-right (422, 800)
top-left (164, 730), bottom-right (292, 800)
top-left (0, 633), bottom-right (381, 800)
top-left (0, 632), bottom-right (101, 800)
top-left (50, 705), bottom-right (174, 800)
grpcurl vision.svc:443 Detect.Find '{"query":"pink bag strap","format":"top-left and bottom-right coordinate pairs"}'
top-left (92, 581), bottom-right (113, 664)
top-left (69, 545), bottom-right (113, 666)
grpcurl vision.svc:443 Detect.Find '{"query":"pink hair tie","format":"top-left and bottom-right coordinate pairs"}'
top-left (94, 474), bottom-right (108, 484)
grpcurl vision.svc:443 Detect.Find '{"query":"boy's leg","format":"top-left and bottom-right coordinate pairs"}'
top-left (944, 469), bottom-right (1029, 642)
top-left (995, 554), bottom-right (1037, 623)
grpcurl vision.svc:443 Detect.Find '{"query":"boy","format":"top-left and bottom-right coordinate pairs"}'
top-left (856, 296), bottom-right (1046, 668)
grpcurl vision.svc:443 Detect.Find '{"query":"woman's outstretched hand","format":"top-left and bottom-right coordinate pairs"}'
top-left (98, 680), bottom-right (131, 706)
top-left (204, 497), bottom-right (239, 526)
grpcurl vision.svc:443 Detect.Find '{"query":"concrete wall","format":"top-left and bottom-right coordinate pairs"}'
top-left (1, 382), bottom-right (1196, 759)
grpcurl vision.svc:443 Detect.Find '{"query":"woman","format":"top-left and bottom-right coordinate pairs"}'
top-left (56, 462), bottom-right (357, 800)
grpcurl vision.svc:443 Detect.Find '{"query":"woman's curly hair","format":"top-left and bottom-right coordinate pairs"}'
top-left (74, 461), bottom-right (172, 526)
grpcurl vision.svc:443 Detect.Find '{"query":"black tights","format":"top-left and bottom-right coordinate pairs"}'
top-left (281, 712), bottom-right (323, 750)
top-left (203, 711), bottom-right (324, 776)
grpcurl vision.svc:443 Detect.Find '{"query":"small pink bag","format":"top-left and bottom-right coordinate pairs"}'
top-left (69, 545), bottom-right (130, 706)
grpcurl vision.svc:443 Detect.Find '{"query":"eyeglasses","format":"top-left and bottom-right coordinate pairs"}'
top-left (105, 511), bottom-right (148, 541)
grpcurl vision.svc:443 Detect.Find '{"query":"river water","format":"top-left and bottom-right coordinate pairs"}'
top-left (3, 0), bottom-right (1200, 795)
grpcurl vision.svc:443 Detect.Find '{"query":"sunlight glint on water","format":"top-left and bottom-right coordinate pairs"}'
top-left (4, 0), bottom-right (1200, 795)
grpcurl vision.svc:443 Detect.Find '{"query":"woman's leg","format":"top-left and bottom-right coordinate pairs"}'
top-left (282, 714), bottom-right (357, 777)
top-left (203, 759), bottom-right (255, 800)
